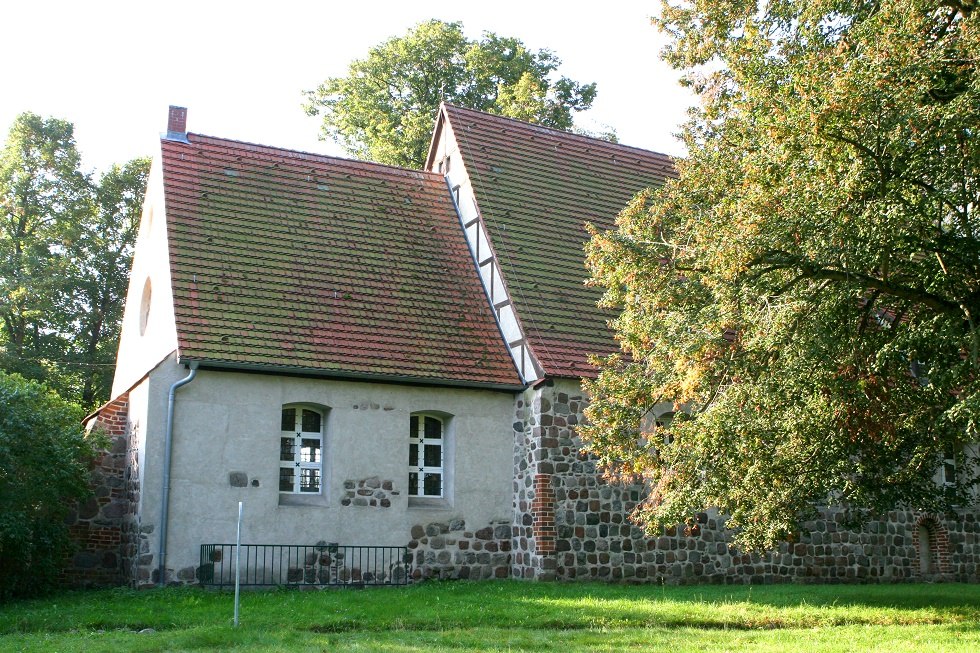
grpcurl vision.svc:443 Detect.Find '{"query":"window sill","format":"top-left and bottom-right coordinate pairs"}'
top-left (407, 496), bottom-right (452, 510)
top-left (279, 493), bottom-right (329, 507)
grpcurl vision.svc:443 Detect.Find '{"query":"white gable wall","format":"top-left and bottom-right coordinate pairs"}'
top-left (111, 149), bottom-right (179, 398)
top-left (429, 112), bottom-right (540, 383)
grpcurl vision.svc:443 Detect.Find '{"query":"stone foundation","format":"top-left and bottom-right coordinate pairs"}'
top-left (409, 519), bottom-right (512, 580)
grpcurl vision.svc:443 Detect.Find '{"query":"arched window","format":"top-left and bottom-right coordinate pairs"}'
top-left (915, 515), bottom-right (949, 578)
top-left (279, 406), bottom-right (324, 494)
top-left (409, 414), bottom-right (444, 497)
top-left (918, 524), bottom-right (936, 575)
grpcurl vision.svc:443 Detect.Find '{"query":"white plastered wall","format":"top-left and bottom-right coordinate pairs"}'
top-left (111, 147), bottom-right (179, 398)
top-left (145, 358), bottom-right (517, 576)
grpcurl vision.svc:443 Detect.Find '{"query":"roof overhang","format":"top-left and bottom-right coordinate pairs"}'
top-left (178, 356), bottom-right (528, 393)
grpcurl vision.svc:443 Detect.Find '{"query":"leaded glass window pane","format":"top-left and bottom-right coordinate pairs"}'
top-left (280, 437), bottom-right (295, 461)
top-left (279, 467), bottom-right (294, 492)
top-left (424, 416), bottom-right (441, 439)
top-left (409, 472), bottom-right (419, 495)
top-left (302, 409), bottom-right (321, 433)
top-left (944, 462), bottom-right (956, 484)
top-left (281, 408), bottom-right (296, 431)
top-left (301, 438), bottom-right (320, 463)
top-left (424, 444), bottom-right (441, 467)
top-left (300, 468), bottom-right (320, 492)
top-left (423, 473), bottom-right (441, 496)
top-left (409, 443), bottom-right (418, 467)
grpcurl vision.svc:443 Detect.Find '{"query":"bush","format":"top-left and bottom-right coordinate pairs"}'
top-left (0, 371), bottom-right (98, 600)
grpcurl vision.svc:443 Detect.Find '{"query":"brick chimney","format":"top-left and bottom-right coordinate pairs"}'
top-left (164, 105), bottom-right (189, 142)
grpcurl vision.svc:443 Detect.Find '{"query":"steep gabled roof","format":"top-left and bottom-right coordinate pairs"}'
top-left (438, 105), bottom-right (677, 378)
top-left (160, 134), bottom-right (521, 388)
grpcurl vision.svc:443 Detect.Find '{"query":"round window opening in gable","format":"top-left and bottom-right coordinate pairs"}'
top-left (139, 278), bottom-right (152, 336)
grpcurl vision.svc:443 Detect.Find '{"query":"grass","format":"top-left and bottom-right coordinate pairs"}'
top-left (1, 581), bottom-right (979, 651)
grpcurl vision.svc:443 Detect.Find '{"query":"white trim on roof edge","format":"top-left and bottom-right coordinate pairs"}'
top-left (428, 105), bottom-right (541, 384)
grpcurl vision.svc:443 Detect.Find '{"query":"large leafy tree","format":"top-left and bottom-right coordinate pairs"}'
top-left (64, 158), bottom-right (150, 405)
top-left (0, 113), bottom-right (149, 407)
top-left (304, 19), bottom-right (597, 168)
top-left (583, 1), bottom-right (979, 550)
top-left (0, 113), bottom-right (90, 384)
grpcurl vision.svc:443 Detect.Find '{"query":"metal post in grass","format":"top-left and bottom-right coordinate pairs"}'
top-left (234, 501), bottom-right (243, 627)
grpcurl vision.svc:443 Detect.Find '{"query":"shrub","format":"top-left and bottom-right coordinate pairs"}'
top-left (0, 371), bottom-right (98, 600)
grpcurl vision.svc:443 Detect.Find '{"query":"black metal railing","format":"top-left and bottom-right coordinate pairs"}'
top-left (198, 543), bottom-right (411, 588)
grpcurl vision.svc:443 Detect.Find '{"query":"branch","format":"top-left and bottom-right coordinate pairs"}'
top-left (753, 251), bottom-right (962, 316)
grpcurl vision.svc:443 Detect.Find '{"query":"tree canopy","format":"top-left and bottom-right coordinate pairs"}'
top-left (0, 112), bottom-right (149, 407)
top-left (304, 19), bottom-right (598, 168)
top-left (583, 0), bottom-right (979, 550)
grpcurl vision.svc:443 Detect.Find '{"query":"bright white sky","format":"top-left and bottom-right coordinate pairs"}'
top-left (1, 0), bottom-right (694, 174)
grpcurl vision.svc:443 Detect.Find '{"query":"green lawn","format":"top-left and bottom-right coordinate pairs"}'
top-left (1, 581), bottom-right (978, 652)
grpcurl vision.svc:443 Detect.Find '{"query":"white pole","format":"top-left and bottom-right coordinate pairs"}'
top-left (234, 501), bottom-right (243, 627)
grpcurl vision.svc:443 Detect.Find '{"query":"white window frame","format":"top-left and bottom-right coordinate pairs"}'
top-left (942, 446), bottom-right (957, 486)
top-left (279, 405), bottom-right (324, 494)
top-left (409, 414), bottom-right (444, 498)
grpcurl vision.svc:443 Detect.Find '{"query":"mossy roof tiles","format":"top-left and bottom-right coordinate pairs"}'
top-left (443, 105), bottom-right (677, 378)
top-left (162, 134), bottom-right (521, 387)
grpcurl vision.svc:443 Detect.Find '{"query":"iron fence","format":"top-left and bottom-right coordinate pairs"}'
top-left (198, 543), bottom-right (411, 588)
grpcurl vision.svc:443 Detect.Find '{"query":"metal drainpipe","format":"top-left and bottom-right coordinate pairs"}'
top-left (158, 362), bottom-right (198, 587)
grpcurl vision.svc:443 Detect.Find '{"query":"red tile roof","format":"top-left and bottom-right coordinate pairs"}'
top-left (440, 105), bottom-right (677, 378)
top-left (161, 134), bottom-right (521, 388)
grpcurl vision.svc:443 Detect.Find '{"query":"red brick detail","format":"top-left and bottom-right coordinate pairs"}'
top-left (93, 394), bottom-right (129, 437)
top-left (168, 106), bottom-right (187, 134)
top-left (914, 514), bottom-right (952, 577)
top-left (532, 473), bottom-right (556, 553)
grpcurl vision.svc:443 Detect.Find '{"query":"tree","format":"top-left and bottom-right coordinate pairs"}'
top-left (583, 1), bottom-right (979, 551)
top-left (0, 113), bottom-right (90, 384)
top-left (304, 20), bottom-right (598, 168)
top-left (0, 371), bottom-right (100, 599)
top-left (64, 158), bottom-right (150, 406)
top-left (0, 113), bottom-right (149, 407)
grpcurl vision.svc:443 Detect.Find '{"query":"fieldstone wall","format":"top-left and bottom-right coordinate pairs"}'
top-left (341, 477), bottom-right (398, 507)
top-left (512, 388), bottom-right (555, 579)
top-left (514, 377), bottom-right (980, 584)
top-left (127, 418), bottom-right (157, 588)
top-left (63, 393), bottom-right (136, 587)
top-left (409, 519), bottom-right (512, 580)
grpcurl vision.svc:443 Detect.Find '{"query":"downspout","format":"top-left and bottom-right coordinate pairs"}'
top-left (158, 361), bottom-right (198, 586)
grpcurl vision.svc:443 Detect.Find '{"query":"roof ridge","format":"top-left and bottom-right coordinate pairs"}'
top-left (168, 133), bottom-right (442, 180)
top-left (442, 103), bottom-right (675, 163)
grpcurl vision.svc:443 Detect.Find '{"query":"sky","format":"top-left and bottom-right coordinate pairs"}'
top-left (1, 1), bottom-right (695, 174)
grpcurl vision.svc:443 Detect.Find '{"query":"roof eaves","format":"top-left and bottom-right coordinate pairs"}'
top-left (179, 357), bottom-right (527, 393)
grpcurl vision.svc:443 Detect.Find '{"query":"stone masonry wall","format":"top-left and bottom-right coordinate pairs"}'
top-left (409, 519), bottom-right (512, 580)
top-left (340, 476), bottom-right (398, 507)
top-left (514, 377), bottom-right (980, 584)
top-left (62, 393), bottom-right (136, 587)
